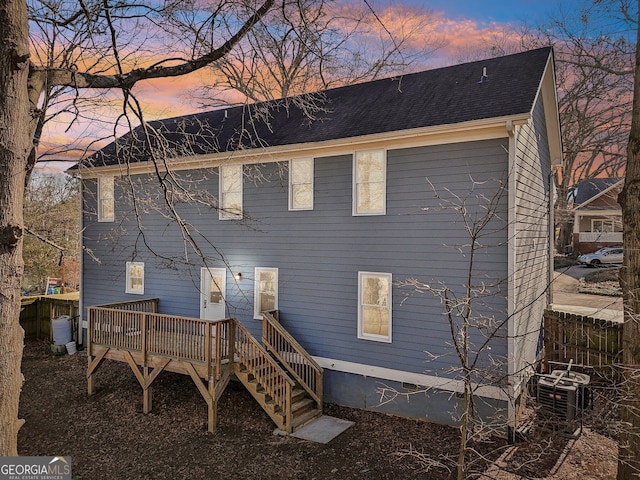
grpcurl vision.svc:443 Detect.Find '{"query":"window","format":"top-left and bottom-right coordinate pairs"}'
top-left (358, 272), bottom-right (392, 342)
top-left (592, 219), bottom-right (614, 233)
top-left (219, 164), bottom-right (243, 219)
top-left (289, 158), bottom-right (314, 210)
top-left (98, 176), bottom-right (114, 222)
top-left (254, 268), bottom-right (278, 319)
top-left (353, 150), bottom-right (386, 215)
top-left (126, 262), bottom-right (144, 295)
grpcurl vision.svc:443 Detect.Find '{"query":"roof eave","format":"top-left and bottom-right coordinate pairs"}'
top-left (77, 113), bottom-right (531, 178)
top-left (535, 49), bottom-right (563, 167)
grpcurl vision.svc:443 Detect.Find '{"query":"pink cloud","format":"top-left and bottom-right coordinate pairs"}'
top-left (37, 2), bottom-right (526, 163)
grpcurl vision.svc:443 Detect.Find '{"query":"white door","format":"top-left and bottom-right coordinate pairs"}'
top-left (200, 268), bottom-right (226, 320)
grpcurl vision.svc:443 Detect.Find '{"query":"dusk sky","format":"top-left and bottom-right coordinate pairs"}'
top-left (38, 0), bottom-right (589, 171)
top-left (417, 0), bottom-right (579, 23)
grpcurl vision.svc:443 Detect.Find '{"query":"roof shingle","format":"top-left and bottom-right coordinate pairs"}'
top-left (82, 47), bottom-right (552, 167)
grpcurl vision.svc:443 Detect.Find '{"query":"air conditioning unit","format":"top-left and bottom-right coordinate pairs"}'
top-left (537, 369), bottom-right (590, 431)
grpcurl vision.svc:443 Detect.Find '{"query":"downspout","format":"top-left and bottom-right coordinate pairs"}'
top-left (78, 179), bottom-right (85, 346)
top-left (506, 119), bottom-right (517, 434)
top-left (550, 167), bottom-right (562, 306)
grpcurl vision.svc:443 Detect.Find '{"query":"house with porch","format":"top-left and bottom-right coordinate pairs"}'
top-left (571, 178), bottom-right (623, 254)
top-left (76, 47), bottom-right (562, 434)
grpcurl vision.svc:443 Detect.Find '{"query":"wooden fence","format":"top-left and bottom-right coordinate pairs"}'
top-left (20, 293), bottom-right (80, 340)
top-left (544, 308), bottom-right (622, 378)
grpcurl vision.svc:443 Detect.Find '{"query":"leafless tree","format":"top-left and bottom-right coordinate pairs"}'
top-left (23, 172), bottom-right (80, 293)
top-left (378, 169), bottom-right (552, 479)
top-left (0, 0), bottom-right (306, 456)
top-left (1, 0), bottom-right (435, 455)
top-left (451, 2), bottom-right (635, 254)
top-left (618, 1), bottom-right (640, 477)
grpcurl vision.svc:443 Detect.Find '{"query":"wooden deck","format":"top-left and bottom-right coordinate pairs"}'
top-left (87, 300), bottom-right (323, 433)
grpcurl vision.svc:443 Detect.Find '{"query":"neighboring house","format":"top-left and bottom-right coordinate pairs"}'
top-left (76, 47), bottom-right (561, 432)
top-left (571, 178), bottom-right (623, 254)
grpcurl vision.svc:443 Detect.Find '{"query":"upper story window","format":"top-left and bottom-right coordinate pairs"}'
top-left (353, 150), bottom-right (386, 215)
top-left (126, 262), bottom-right (145, 295)
top-left (289, 158), bottom-right (314, 210)
top-left (219, 164), bottom-right (243, 220)
top-left (98, 176), bottom-right (115, 222)
top-left (254, 267), bottom-right (278, 319)
top-left (357, 271), bottom-right (392, 343)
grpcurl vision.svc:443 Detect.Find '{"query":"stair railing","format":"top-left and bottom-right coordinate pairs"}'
top-left (234, 320), bottom-right (296, 431)
top-left (261, 311), bottom-right (323, 410)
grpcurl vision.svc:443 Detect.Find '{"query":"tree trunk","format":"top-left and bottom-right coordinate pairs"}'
top-left (617, 7), bottom-right (640, 478)
top-left (0, 0), bottom-right (30, 456)
top-left (554, 182), bottom-right (570, 254)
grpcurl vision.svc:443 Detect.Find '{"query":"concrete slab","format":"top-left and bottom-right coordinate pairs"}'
top-left (275, 415), bottom-right (354, 444)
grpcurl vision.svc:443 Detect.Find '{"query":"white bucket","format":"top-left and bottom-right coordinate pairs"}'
top-left (65, 341), bottom-right (77, 355)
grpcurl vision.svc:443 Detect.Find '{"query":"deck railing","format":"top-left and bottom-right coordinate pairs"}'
top-left (88, 300), bottom-right (233, 374)
top-left (262, 311), bottom-right (323, 408)
top-left (88, 300), bottom-right (316, 432)
top-left (92, 298), bottom-right (159, 313)
top-left (234, 320), bottom-right (295, 430)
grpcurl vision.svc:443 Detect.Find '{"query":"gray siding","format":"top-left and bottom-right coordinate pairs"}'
top-left (82, 139), bottom-right (510, 379)
top-left (512, 94), bottom-right (552, 387)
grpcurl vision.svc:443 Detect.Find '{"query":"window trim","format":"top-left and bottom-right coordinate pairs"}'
top-left (288, 157), bottom-right (314, 211)
top-left (126, 261), bottom-right (145, 295)
top-left (352, 149), bottom-right (387, 216)
top-left (98, 176), bottom-right (115, 222)
top-left (254, 267), bottom-right (278, 319)
top-left (591, 218), bottom-right (614, 233)
top-left (219, 164), bottom-right (243, 220)
top-left (357, 271), bottom-right (392, 343)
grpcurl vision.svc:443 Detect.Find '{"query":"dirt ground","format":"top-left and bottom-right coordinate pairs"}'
top-left (18, 339), bottom-right (618, 480)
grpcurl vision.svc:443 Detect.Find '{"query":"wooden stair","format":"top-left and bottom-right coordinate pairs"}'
top-left (234, 362), bottom-right (322, 433)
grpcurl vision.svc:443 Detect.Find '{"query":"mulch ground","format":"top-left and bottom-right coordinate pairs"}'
top-left (18, 339), bottom-right (617, 479)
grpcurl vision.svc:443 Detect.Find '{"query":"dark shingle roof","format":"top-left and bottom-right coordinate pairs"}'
top-left (573, 178), bottom-right (623, 205)
top-left (81, 47), bottom-right (552, 168)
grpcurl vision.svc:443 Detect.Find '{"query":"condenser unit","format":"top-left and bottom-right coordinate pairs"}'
top-left (537, 369), bottom-right (590, 432)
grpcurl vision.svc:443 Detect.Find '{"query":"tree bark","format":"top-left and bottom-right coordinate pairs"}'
top-left (617, 4), bottom-right (640, 477)
top-left (0, 0), bottom-right (30, 456)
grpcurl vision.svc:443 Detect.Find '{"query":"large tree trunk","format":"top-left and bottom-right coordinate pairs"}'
top-left (0, 0), bottom-right (30, 456)
top-left (617, 7), bottom-right (640, 478)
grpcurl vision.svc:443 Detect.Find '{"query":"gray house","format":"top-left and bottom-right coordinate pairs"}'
top-left (78, 47), bottom-right (562, 432)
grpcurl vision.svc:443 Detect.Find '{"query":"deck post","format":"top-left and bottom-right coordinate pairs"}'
top-left (87, 308), bottom-right (94, 395)
top-left (205, 322), bottom-right (212, 380)
top-left (87, 357), bottom-right (95, 395)
top-left (208, 379), bottom-right (217, 433)
top-left (143, 366), bottom-right (152, 414)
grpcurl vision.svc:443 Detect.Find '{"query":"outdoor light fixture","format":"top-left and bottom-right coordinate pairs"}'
top-left (234, 272), bottom-right (242, 281)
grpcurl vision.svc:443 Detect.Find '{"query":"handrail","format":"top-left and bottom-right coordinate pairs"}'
top-left (87, 300), bottom-right (315, 432)
top-left (262, 311), bottom-right (323, 408)
top-left (88, 304), bottom-right (232, 366)
top-left (234, 320), bottom-right (295, 429)
top-left (91, 298), bottom-right (159, 312)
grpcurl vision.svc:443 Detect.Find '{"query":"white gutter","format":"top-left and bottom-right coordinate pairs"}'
top-left (78, 114), bottom-right (530, 178)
